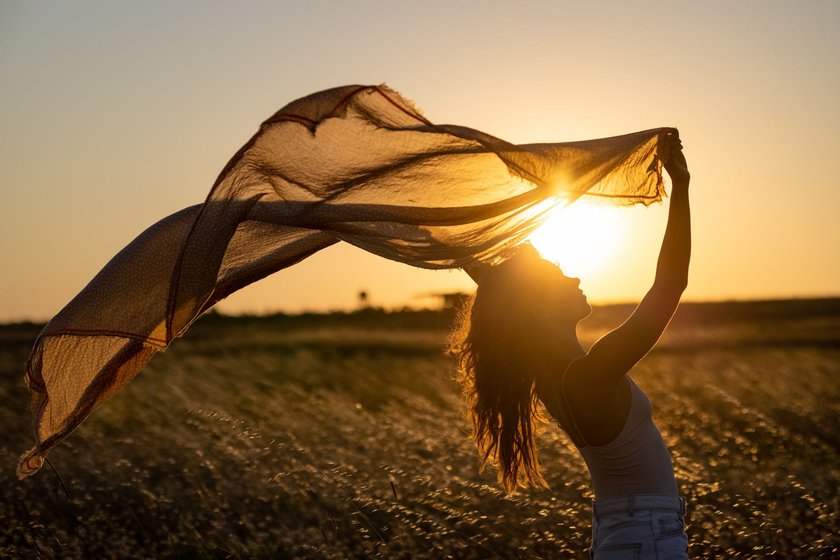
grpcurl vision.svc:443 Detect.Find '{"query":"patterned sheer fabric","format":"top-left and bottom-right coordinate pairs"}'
top-left (19, 85), bottom-right (673, 476)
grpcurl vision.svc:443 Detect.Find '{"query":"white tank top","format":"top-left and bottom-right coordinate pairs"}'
top-left (563, 376), bottom-right (679, 500)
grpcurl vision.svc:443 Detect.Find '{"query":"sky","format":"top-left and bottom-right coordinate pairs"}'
top-left (1, 0), bottom-right (838, 322)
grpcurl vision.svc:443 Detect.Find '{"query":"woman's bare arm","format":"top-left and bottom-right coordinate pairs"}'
top-left (578, 131), bottom-right (691, 379)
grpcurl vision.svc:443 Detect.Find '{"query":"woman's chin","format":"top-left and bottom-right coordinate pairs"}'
top-left (578, 302), bottom-right (593, 320)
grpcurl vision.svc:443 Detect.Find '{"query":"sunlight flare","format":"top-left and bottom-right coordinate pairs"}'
top-left (529, 202), bottom-right (627, 280)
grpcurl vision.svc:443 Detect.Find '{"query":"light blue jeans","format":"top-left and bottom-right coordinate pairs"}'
top-left (590, 494), bottom-right (689, 559)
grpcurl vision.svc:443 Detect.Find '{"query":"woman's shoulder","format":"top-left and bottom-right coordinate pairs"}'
top-left (564, 354), bottom-right (605, 387)
top-left (564, 355), bottom-right (629, 409)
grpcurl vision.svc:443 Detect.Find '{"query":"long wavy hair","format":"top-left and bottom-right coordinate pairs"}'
top-left (449, 246), bottom-right (571, 492)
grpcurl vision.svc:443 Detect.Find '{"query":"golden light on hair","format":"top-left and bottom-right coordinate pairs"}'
top-left (529, 202), bottom-right (627, 280)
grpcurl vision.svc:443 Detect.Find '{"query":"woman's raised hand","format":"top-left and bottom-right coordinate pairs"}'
top-left (663, 130), bottom-right (690, 187)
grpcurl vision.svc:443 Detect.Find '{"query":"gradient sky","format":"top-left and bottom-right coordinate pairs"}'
top-left (1, 1), bottom-right (838, 322)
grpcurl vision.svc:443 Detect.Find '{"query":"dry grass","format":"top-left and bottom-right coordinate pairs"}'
top-left (1, 301), bottom-right (838, 558)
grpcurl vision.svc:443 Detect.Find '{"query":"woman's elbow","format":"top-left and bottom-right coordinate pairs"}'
top-left (654, 276), bottom-right (688, 298)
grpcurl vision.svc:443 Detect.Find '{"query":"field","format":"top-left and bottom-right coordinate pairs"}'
top-left (1, 299), bottom-right (838, 559)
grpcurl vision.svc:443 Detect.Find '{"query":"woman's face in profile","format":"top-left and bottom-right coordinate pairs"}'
top-left (548, 266), bottom-right (592, 321)
top-left (493, 249), bottom-right (591, 331)
top-left (525, 262), bottom-right (592, 329)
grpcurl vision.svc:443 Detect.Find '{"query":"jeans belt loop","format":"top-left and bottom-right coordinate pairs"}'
top-left (628, 495), bottom-right (635, 516)
top-left (592, 499), bottom-right (599, 523)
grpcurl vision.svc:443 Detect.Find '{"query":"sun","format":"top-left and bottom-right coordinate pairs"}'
top-left (529, 202), bottom-right (627, 280)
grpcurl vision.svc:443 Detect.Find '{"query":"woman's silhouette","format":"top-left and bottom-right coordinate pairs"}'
top-left (450, 131), bottom-right (691, 558)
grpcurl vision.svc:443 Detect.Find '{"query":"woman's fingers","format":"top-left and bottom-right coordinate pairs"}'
top-left (662, 130), bottom-right (689, 184)
top-left (663, 130), bottom-right (684, 156)
top-left (663, 130), bottom-right (683, 159)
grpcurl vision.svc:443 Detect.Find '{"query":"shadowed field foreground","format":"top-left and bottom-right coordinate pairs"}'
top-left (1, 300), bottom-right (838, 558)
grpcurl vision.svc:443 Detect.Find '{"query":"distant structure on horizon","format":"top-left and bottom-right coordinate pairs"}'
top-left (428, 292), bottom-right (470, 310)
top-left (356, 290), bottom-right (471, 312)
top-left (357, 290), bottom-right (370, 309)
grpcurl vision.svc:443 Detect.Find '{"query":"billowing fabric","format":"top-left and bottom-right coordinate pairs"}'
top-left (19, 84), bottom-right (673, 477)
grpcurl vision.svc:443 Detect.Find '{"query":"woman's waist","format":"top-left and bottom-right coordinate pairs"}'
top-left (593, 494), bottom-right (686, 517)
top-left (580, 436), bottom-right (679, 501)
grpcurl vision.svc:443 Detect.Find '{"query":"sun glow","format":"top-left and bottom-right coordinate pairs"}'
top-left (529, 202), bottom-right (627, 280)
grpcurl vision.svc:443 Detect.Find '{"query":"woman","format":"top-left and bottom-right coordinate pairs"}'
top-left (450, 132), bottom-right (691, 558)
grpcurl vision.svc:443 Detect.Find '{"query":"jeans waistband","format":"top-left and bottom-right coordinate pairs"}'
top-left (592, 494), bottom-right (686, 518)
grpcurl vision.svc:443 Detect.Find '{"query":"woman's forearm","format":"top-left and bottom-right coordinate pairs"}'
top-left (653, 180), bottom-right (691, 293)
